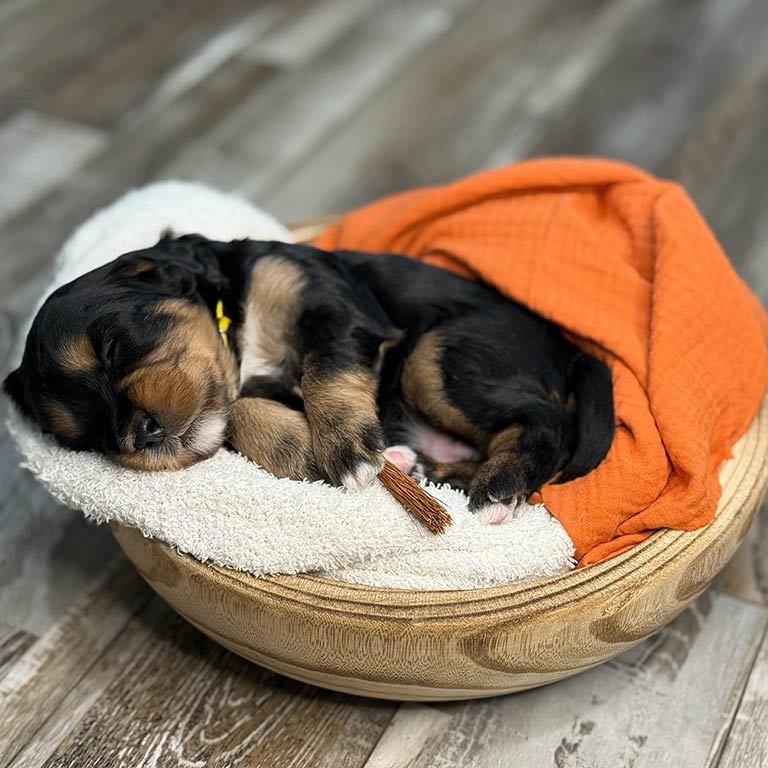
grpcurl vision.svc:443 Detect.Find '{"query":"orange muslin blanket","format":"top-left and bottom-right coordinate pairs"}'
top-left (315, 158), bottom-right (768, 566)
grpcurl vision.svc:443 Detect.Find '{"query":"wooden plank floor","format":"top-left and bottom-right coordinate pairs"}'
top-left (1, 1), bottom-right (767, 765)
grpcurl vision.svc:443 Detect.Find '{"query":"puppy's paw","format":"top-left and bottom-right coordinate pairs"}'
top-left (468, 460), bottom-right (530, 512)
top-left (474, 502), bottom-right (515, 525)
top-left (313, 421), bottom-right (386, 490)
top-left (382, 445), bottom-right (418, 474)
top-left (342, 460), bottom-right (382, 490)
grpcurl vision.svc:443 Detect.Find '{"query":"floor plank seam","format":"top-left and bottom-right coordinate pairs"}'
top-left (707, 615), bottom-right (768, 768)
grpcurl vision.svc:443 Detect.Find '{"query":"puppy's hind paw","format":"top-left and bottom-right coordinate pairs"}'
top-left (474, 502), bottom-right (515, 526)
top-left (342, 459), bottom-right (383, 491)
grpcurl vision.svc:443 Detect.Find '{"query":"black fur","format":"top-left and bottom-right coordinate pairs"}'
top-left (4, 235), bottom-right (615, 503)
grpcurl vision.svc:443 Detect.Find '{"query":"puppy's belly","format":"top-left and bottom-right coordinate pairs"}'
top-left (409, 423), bottom-right (481, 463)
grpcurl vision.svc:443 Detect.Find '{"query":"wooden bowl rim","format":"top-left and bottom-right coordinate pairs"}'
top-left (115, 395), bottom-right (768, 622)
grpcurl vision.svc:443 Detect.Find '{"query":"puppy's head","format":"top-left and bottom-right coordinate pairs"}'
top-left (4, 234), bottom-right (239, 470)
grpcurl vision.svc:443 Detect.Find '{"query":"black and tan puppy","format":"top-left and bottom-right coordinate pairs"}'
top-left (4, 235), bottom-right (614, 514)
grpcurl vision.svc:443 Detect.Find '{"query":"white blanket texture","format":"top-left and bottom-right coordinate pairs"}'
top-left (7, 181), bottom-right (576, 589)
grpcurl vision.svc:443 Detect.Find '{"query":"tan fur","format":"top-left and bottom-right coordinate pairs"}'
top-left (115, 298), bottom-right (238, 468)
top-left (238, 257), bottom-right (306, 383)
top-left (126, 259), bottom-right (156, 275)
top-left (228, 397), bottom-right (315, 481)
top-left (401, 330), bottom-right (488, 448)
top-left (302, 364), bottom-right (383, 483)
top-left (421, 459), bottom-right (480, 490)
top-left (488, 425), bottom-right (523, 455)
top-left (548, 388), bottom-right (576, 414)
top-left (113, 443), bottom-right (205, 471)
top-left (43, 400), bottom-right (81, 440)
top-left (57, 334), bottom-right (97, 373)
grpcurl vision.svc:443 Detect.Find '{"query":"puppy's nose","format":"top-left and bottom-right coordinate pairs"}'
top-left (134, 414), bottom-right (166, 449)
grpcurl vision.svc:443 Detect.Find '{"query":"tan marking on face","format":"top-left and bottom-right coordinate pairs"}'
top-left (122, 367), bottom-right (202, 439)
top-left (228, 397), bottom-right (316, 481)
top-left (116, 298), bottom-right (238, 468)
top-left (238, 256), bottom-right (306, 384)
top-left (57, 334), bottom-right (97, 374)
top-left (43, 400), bottom-right (81, 441)
top-left (401, 330), bottom-right (488, 447)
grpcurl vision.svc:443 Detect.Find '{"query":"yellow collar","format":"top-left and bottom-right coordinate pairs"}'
top-left (215, 299), bottom-right (232, 349)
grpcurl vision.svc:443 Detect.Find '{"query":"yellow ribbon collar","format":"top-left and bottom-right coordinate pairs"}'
top-left (215, 299), bottom-right (232, 349)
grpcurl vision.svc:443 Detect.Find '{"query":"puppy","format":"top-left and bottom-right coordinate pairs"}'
top-left (4, 235), bottom-right (615, 513)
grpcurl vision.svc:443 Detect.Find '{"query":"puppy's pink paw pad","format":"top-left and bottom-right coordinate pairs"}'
top-left (475, 502), bottom-right (513, 525)
top-left (382, 445), bottom-right (417, 474)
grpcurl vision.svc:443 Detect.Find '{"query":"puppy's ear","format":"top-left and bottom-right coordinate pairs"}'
top-left (3, 368), bottom-right (32, 417)
top-left (153, 233), bottom-right (229, 293)
top-left (117, 233), bottom-right (230, 299)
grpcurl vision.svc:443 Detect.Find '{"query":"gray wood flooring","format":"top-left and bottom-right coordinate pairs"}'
top-left (1, 1), bottom-right (767, 765)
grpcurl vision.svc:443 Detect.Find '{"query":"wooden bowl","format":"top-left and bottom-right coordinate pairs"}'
top-left (111, 220), bottom-right (768, 700)
top-left (113, 402), bottom-right (768, 701)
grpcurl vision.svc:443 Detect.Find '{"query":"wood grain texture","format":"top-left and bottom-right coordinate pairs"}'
top-left (0, 57), bottom-right (277, 300)
top-left (0, 561), bottom-right (151, 766)
top-left (112, 396), bottom-right (768, 700)
top-left (531, 0), bottom-right (768, 171)
top-left (0, 624), bottom-right (35, 686)
top-left (7, 597), bottom-right (173, 768)
top-left (266, 0), bottom-right (658, 220)
top-left (359, 592), bottom-right (767, 767)
top-left (718, 625), bottom-right (768, 768)
top-left (37, 0), bottom-right (278, 129)
top-left (245, 0), bottom-right (381, 67)
top-left (165, 0), bottom-right (478, 200)
top-left (0, 111), bottom-right (106, 226)
top-left (34, 601), bottom-right (394, 768)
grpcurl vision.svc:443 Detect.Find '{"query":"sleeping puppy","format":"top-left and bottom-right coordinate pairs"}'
top-left (4, 235), bottom-right (615, 514)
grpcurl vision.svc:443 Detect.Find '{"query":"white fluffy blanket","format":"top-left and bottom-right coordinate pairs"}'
top-left (6, 182), bottom-right (576, 589)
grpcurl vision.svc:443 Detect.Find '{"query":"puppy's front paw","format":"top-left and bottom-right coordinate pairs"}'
top-left (313, 421), bottom-right (385, 490)
top-left (342, 460), bottom-right (382, 490)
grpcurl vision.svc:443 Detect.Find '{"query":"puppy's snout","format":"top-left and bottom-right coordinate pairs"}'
top-left (134, 413), bottom-right (166, 449)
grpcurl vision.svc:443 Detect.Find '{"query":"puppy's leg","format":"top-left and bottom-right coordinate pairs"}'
top-left (416, 457), bottom-right (481, 491)
top-left (227, 397), bottom-right (317, 481)
top-left (302, 358), bottom-right (386, 489)
top-left (295, 258), bottom-right (400, 490)
top-left (467, 425), bottom-right (562, 511)
top-left (400, 325), bottom-right (572, 513)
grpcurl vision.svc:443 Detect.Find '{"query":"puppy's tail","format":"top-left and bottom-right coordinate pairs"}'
top-left (555, 353), bottom-right (615, 484)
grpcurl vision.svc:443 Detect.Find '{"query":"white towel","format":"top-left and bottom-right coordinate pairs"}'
top-left (7, 181), bottom-right (576, 590)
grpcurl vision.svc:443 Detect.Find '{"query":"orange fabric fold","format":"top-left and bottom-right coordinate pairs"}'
top-left (314, 158), bottom-right (768, 566)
